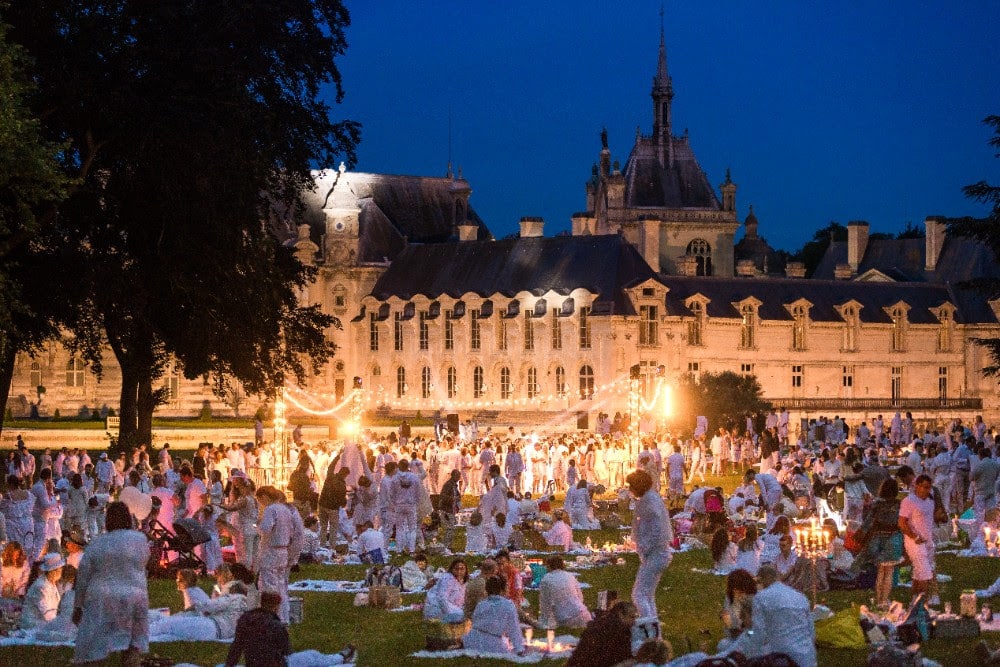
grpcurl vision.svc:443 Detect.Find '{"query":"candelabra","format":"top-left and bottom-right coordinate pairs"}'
top-left (794, 517), bottom-right (831, 607)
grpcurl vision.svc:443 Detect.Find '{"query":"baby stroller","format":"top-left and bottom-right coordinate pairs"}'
top-left (146, 517), bottom-right (210, 577)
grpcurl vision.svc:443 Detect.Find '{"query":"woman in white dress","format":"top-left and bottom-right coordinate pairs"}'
top-left (150, 568), bottom-right (248, 641)
top-left (538, 555), bottom-right (592, 629)
top-left (254, 485), bottom-right (295, 624)
top-left (463, 575), bottom-right (524, 655)
top-left (73, 500), bottom-right (150, 665)
top-left (218, 477), bottom-right (259, 568)
top-left (423, 558), bottom-right (468, 623)
top-left (2, 474), bottom-right (36, 563)
top-left (21, 552), bottom-right (64, 629)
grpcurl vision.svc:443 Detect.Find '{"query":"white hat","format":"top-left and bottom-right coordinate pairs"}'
top-left (100, 452), bottom-right (108, 459)
top-left (40, 553), bottom-right (66, 572)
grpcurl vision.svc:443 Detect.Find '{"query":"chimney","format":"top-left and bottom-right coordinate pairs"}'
top-left (519, 216), bottom-right (544, 238)
top-left (571, 212), bottom-right (595, 236)
top-left (785, 261), bottom-right (806, 278)
top-left (457, 222), bottom-right (478, 242)
top-left (677, 255), bottom-right (699, 277)
top-left (924, 215), bottom-right (946, 271)
top-left (847, 221), bottom-right (869, 273)
top-left (640, 217), bottom-right (660, 273)
top-left (834, 263), bottom-right (854, 280)
top-left (736, 259), bottom-right (756, 277)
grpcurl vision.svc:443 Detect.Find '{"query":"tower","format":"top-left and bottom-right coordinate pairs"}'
top-left (651, 17), bottom-right (674, 167)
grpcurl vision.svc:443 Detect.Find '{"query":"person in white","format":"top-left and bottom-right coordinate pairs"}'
top-left (687, 441), bottom-right (706, 484)
top-left (356, 521), bottom-right (388, 563)
top-left (463, 575), bottom-right (525, 655)
top-left (542, 510), bottom-right (575, 551)
top-left (21, 552), bottom-right (64, 629)
top-left (627, 469), bottom-right (673, 632)
top-left (898, 473), bottom-right (938, 602)
top-left (333, 438), bottom-right (372, 491)
top-left (151, 569), bottom-right (248, 641)
top-left (390, 459), bottom-right (421, 553)
top-left (710, 429), bottom-right (726, 476)
top-left (73, 501), bottom-right (151, 665)
top-left (30, 468), bottom-right (60, 562)
top-left (254, 485), bottom-right (295, 623)
top-left (666, 444), bottom-right (686, 495)
top-left (538, 555), bottom-right (592, 629)
top-left (565, 480), bottom-right (597, 529)
top-left (423, 559), bottom-right (468, 623)
top-left (723, 564), bottom-right (817, 667)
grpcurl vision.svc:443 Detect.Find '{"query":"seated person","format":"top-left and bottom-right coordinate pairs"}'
top-left (734, 524), bottom-right (762, 576)
top-left (519, 493), bottom-right (539, 521)
top-left (506, 492), bottom-right (522, 527)
top-left (538, 555), bottom-right (592, 629)
top-left (465, 512), bottom-right (488, 554)
top-left (542, 510), bottom-right (574, 551)
top-left (35, 565), bottom-right (79, 643)
top-left (774, 534), bottom-right (798, 579)
top-left (1, 541), bottom-right (30, 598)
top-left (965, 507), bottom-right (1000, 556)
top-left (825, 520), bottom-right (854, 572)
top-left (489, 513), bottom-right (513, 550)
top-left (566, 600), bottom-right (638, 667)
top-left (710, 528), bottom-right (738, 574)
top-left (463, 558), bottom-right (498, 620)
top-left (718, 569), bottom-right (756, 653)
top-left (400, 553), bottom-right (431, 592)
top-left (152, 568), bottom-right (248, 641)
top-left (565, 481), bottom-right (599, 530)
top-left (21, 553), bottom-right (64, 629)
top-left (538, 495), bottom-right (553, 514)
top-left (423, 558), bottom-right (468, 623)
top-left (357, 521), bottom-right (387, 564)
top-left (176, 568), bottom-right (211, 610)
top-left (226, 591), bottom-right (290, 667)
top-left (299, 515), bottom-right (322, 563)
top-left (462, 575), bottom-right (525, 655)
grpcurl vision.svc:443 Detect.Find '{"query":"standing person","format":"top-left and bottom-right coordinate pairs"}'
top-left (438, 470), bottom-right (462, 549)
top-left (254, 486), bottom-right (295, 624)
top-left (390, 459), bottom-right (420, 554)
top-left (626, 469), bottom-right (673, 639)
top-left (30, 468), bottom-right (59, 562)
top-left (710, 429), bottom-right (726, 476)
top-left (665, 444), bottom-right (686, 495)
top-left (377, 461), bottom-right (397, 542)
top-left (73, 501), bottom-right (151, 666)
top-left (219, 478), bottom-right (259, 568)
top-left (2, 474), bottom-right (36, 561)
top-left (898, 474), bottom-right (939, 604)
top-left (504, 444), bottom-right (524, 495)
top-left (687, 440), bottom-right (706, 484)
top-left (317, 466), bottom-right (349, 550)
top-left (855, 478), bottom-right (903, 609)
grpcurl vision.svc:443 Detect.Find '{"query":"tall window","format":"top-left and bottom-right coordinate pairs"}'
top-left (739, 304), bottom-right (757, 349)
top-left (369, 313), bottom-right (379, 352)
top-left (890, 307), bottom-right (907, 352)
top-left (523, 312), bottom-right (534, 351)
top-left (579, 365), bottom-right (594, 400)
top-left (688, 301), bottom-right (704, 346)
top-left (500, 367), bottom-right (512, 399)
top-left (939, 367), bottom-right (948, 403)
top-left (497, 318), bottom-right (507, 351)
top-left (419, 311), bottom-right (430, 351)
top-left (473, 366), bottom-right (485, 398)
top-left (891, 367), bottom-right (902, 404)
top-left (842, 306), bottom-right (859, 351)
top-left (579, 306), bottom-right (591, 349)
top-left (686, 239), bottom-right (712, 276)
top-left (394, 312), bottom-right (404, 352)
top-left (444, 314), bottom-right (454, 351)
top-left (66, 357), bottom-right (85, 387)
top-left (688, 362), bottom-right (701, 374)
top-left (29, 361), bottom-right (41, 389)
top-left (555, 366), bottom-right (566, 396)
top-left (447, 366), bottom-right (457, 399)
top-left (791, 305), bottom-right (807, 351)
top-left (165, 368), bottom-right (180, 402)
top-left (791, 365), bottom-right (803, 388)
top-left (421, 367), bottom-right (432, 399)
top-left (551, 311), bottom-right (562, 350)
top-left (396, 367), bottom-right (407, 398)
top-left (470, 310), bottom-right (481, 350)
top-left (842, 365), bottom-right (854, 397)
top-left (937, 310), bottom-right (952, 352)
top-left (639, 305), bottom-right (658, 346)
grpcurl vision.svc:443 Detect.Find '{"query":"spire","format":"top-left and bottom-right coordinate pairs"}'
top-left (651, 5), bottom-right (674, 167)
top-left (656, 6), bottom-right (669, 86)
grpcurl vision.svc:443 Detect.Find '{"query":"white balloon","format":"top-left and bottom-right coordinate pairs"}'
top-left (119, 486), bottom-right (152, 520)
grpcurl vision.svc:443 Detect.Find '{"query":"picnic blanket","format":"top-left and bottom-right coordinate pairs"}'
top-left (289, 579), bottom-right (426, 595)
top-left (175, 650), bottom-right (356, 667)
top-left (410, 634), bottom-right (578, 663)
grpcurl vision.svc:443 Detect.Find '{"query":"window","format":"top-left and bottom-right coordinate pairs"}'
top-left (444, 314), bottom-right (454, 351)
top-left (497, 318), bottom-right (507, 351)
top-left (419, 312), bottom-right (430, 351)
top-left (421, 367), bottom-right (432, 399)
top-left (470, 310), bottom-right (481, 350)
top-left (396, 367), bottom-right (407, 398)
top-left (688, 362), bottom-right (701, 374)
top-left (165, 371), bottom-right (180, 402)
top-left (688, 301), bottom-right (704, 346)
top-left (739, 304), bottom-right (757, 349)
top-left (369, 313), bottom-right (379, 352)
top-left (523, 312), bottom-right (534, 351)
top-left (447, 366), bottom-right (457, 399)
top-left (527, 367), bottom-right (539, 399)
top-left (685, 239), bottom-right (712, 276)
top-left (890, 307), bottom-right (907, 352)
top-left (740, 363), bottom-right (754, 375)
top-left (791, 305), bottom-right (807, 351)
top-left (555, 366), bottom-right (566, 395)
top-left (579, 365), bottom-right (594, 400)
top-left (372, 364), bottom-right (381, 377)
top-left (551, 311), bottom-right (562, 350)
top-left (639, 305), bottom-right (658, 346)
top-left (792, 365), bottom-right (803, 388)
top-left (939, 367), bottom-right (948, 403)
top-left (500, 367), bottom-right (512, 399)
top-left (842, 366), bottom-right (854, 388)
top-left (332, 285), bottom-right (347, 308)
top-left (394, 312), bottom-right (404, 352)
top-left (579, 306), bottom-right (591, 349)
top-left (66, 357), bottom-right (85, 387)
top-left (937, 310), bottom-right (952, 352)
top-left (473, 366), bottom-right (485, 398)
top-left (29, 361), bottom-right (41, 389)
top-left (891, 367), bottom-right (902, 404)
top-left (841, 305), bottom-right (859, 352)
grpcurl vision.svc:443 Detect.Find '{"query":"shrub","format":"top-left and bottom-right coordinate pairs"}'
top-left (200, 401), bottom-right (213, 420)
top-left (53, 408), bottom-right (61, 419)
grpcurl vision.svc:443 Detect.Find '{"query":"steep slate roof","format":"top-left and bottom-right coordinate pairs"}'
top-left (368, 234), bottom-right (660, 316)
top-left (623, 135), bottom-right (721, 210)
top-left (659, 275), bottom-right (998, 325)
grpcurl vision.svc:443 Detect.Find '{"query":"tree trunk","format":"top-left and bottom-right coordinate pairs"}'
top-left (118, 362), bottom-right (140, 448)
top-left (136, 373), bottom-right (155, 446)
top-left (0, 341), bottom-right (17, 441)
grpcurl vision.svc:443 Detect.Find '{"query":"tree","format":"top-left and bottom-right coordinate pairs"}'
top-left (6, 1), bottom-right (360, 447)
top-left (946, 115), bottom-right (1000, 376)
top-left (790, 222), bottom-right (847, 277)
top-left (0, 20), bottom-right (71, 438)
top-left (674, 371), bottom-right (772, 433)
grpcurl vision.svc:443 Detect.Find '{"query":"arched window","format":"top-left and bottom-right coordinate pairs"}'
top-left (473, 366), bottom-right (485, 398)
top-left (739, 304), bottom-right (757, 349)
top-left (396, 367), bottom-right (407, 398)
top-left (66, 357), bottom-right (84, 387)
top-left (555, 366), bottom-right (566, 396)
top-left (527, 367), bottom-right (538, 399)
top-left (421, 367), bottom-right (432, 399)
top-left (447, 366), bottom-right (457, 398)
top-left (688, 301), bottom-right (704, 346)
top-left (890, 307), bottom-right (907, 352)
top-left (686, 239), bottom-right (712, 276)
top-left (579, 365), bottom-right (594, 400)
top-left (500, 367), bottom-right (512, 399)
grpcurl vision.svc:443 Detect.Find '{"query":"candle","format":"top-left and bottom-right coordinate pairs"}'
top-left (547, 629), bottom-right (555, 650)
top-left (525, 627), bottom-right (533, 644)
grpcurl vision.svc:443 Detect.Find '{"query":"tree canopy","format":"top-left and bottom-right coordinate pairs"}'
top-left (4, 1), bottom-right (361, 445)
top-left (673, 370), bottom-right (771, 434)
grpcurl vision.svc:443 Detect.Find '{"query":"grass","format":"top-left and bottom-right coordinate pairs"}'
top-left (4, 473), bottom-right (1000, 665)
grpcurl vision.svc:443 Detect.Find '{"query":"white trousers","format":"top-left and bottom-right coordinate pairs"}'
top-left (632, 549), bottom-right (671, 618)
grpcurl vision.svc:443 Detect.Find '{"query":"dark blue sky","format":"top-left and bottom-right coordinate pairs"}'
top-left (330, 1), bottom-right (1000, 252)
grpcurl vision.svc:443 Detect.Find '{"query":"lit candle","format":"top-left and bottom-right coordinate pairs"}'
top-left (547, 629), bottom-right (555, 651)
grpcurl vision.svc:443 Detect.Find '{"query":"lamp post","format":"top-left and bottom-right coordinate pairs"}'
top-left (272, 387), bottom-right (289, 489)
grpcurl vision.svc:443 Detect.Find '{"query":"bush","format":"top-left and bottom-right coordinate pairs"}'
top-left (4, 408), bottom-right (12, 421)
top-left (53, 408), bottom-right (61, 419)
top-left (92, 406), bottom-right (102, 420)
top-left (107, 408), bottom-right (116, 417)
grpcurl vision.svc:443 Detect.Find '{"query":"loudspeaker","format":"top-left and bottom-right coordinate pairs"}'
top-left (447, 413), bottom-right (460, 434)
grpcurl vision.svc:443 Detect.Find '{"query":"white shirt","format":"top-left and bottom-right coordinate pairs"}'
top-left (727, 581), bottom-right (817, 667)
top-left (899, 491), bottom-right (936, 544)
top-left (538, 570), bottom-right (591, 629)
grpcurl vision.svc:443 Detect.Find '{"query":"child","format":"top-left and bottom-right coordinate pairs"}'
top-left (208, 470), bottom-right (225, 512)
top-left (85, 496), bottom-right (104, 540)
top-left (195, 506), bottom-right (223, 574)
top-left (489, 512), bottom-right (512, 550)
top-left (566, 459), bottom-right (579, 489)
top-left (299, 516), bottom-right (322, 564)
top-left (465, 511), bottom-right (488, 553)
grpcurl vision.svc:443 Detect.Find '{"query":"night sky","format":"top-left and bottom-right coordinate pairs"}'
top-left (329, 1), bottom-right (1000, 252)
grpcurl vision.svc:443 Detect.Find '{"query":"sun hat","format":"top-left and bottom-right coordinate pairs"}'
top-left (40, 553), bottom-right (66, 572)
